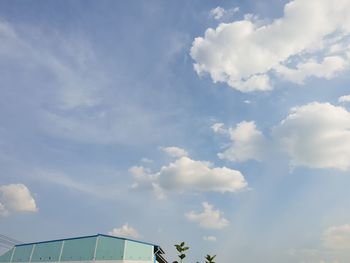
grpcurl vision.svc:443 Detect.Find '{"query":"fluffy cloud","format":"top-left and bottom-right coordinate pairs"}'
top-left (276, 56), bottom-right (347, 84)
top-left (0, 184), bottom-right (37, 216)
top-left (215, 102), bottom-right (350, 170)
top-left (213, 121), bottom-right (267, 162)
top-left (185, 202), bottom-right (229, 229)
top-left (210, 6), bottom-right (239, 20)
top-left (274, 102), bottom-right (350, 170)
top-left (130, 166), bottom-right (156, 190)
top-left (210, 7), bottom-right (225, 20)
top-left (108, 223), bottom-right (141, 239)
top-left (160, 146), bottom-right (188, 158)
top-left (322, 224), bottom-right (350, 250)
top-left (191, 0), bottom-right (350, 92)
top-left (338, 95), bottom-right (350, 103)
top-left (157, 157), bottom-right (246, 193)
top-left (130, 154), bottom-right (247, 198)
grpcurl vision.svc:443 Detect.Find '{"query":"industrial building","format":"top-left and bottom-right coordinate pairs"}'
top-left (0, 234), bottom-right (167, 263)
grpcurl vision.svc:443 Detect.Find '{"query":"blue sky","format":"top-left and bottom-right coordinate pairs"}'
top-left (1, 0), bottom-right (350, 262)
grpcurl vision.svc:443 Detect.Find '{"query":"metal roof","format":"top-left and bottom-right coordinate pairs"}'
top-left (13, 234), bottom-right (165, 255)
top-left (16, 234), bottom-right (154, 248)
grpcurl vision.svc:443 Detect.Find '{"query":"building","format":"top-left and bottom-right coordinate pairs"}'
top-left (0, 234), bottom-right (167, 263)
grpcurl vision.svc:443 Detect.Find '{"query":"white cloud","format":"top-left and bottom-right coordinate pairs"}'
top-left (338, 95), bottom-right (350, 103)
top-left (160, 146), bottom-right (188, 157)
top-left (274, 102), bottom-right (350, 170)
top-left (0, 184), bottom-right (37, 216)
top-left (322, 224), bottom-right (350, 250)
top-left (203, 236), bottom-right (217, 242)
top-left (130, 166), bottom-right (155, 189)
top-left (215, 102), bottom-right (350, 170)
top-left (210, 7), bottom-right (226, 20)
top-left (210, 6), bottom-right (240, 20)
top-left (276, 56), bottom-right (347, 84)
top-left (215, 121), bottom-right (267, 162)
top-left (191, 0), bottom-right (350, 92)
top-left (157, 156), bottom-right (247, 194)
top-left (185, 202), bottom-right (229, 229)
top-left (131, 155), bottom-right (247, 198)
top-left (108, 223), bottom-right (141, 239)
top-left (211, 122), bottom-right (226, 134)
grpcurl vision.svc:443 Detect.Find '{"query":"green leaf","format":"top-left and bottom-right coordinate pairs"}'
top-left (180, 241), bottom-right (185, 247)
top-left (179, 254), bottom-right (186, 260)
top-left (205, 254), bottom-right (216, 263)
top-left (175, 245), bottom-right (182, 253)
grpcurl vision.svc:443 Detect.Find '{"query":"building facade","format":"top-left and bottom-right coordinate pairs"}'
top-left (0, 234), bottom-right (167, 263)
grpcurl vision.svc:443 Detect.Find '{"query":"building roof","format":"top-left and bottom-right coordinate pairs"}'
top-left (15, 234), bottom-right (164, 253)
top-left (0, 234), bottom-right (167, 263)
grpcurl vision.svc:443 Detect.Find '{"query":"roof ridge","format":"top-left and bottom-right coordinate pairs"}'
top-left (15, 234), bottom-right (161, 250)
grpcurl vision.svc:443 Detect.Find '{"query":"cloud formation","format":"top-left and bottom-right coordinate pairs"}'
top-left (130, 153), bottom-right (247, 198)
top-left (213, 121), bottom-right (267, 162)
top-left (215, 102), bottom-right (350, 170)
top-left (185, 202), bottom-right (229, 229)
top-left (273, 102), bottom-right (350, 170)
top-left (338, 95), bottom-right (350, 103)
top-left (108, 223), bottom-right (141, 239)
top-left (210, 6), bottom-right (239, 20)
top-left (160, 146), bottom-right (188, 158)
top-left (191, 0), bottom-right (350, 92)
top-left (210, 7), bottom-right (225, 20)
top-left (0, 184), bottom-right (37, 216)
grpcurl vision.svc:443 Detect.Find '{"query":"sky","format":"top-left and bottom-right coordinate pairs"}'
top-left (1, 0), bottom-right (350, 262)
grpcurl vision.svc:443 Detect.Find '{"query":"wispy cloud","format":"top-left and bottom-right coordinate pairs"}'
top-left (0, 19), bottom-right (178, 146)
top-left (32, 169), bottom-right (122, 200)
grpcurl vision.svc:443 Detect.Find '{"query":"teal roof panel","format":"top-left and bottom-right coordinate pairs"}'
top-left (12, 245), bottom-right (33, 262)
top-left (124, 240), bottom-right (153, 261)
top-left (0, 248), bottom-right (14, 262)
top-left (60, 237), bottom-right (96, 261)
top-left (31, 241), bottom-right (62, 262)
top-left (95, 236), bottom-right (124, 260)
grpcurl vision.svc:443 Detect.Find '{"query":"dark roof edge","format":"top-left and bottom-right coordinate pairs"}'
top-left (15, 234), bottom-right (162, 252)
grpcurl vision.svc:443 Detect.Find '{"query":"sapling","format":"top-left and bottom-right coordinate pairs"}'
top-left (172, 242), bottom-right (189, 263)
top-left (172, 241), bottom-right (216, 263)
